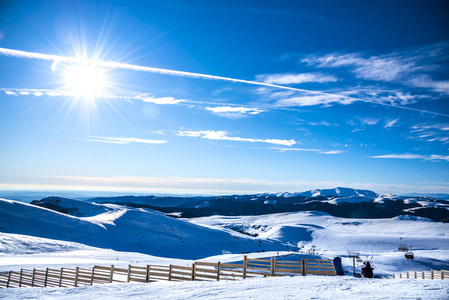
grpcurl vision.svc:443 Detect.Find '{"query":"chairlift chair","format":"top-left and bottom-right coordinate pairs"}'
top-left (405, 246), bottom-right (414, 260)
top-left (398, 237), bottom-right (409, 252)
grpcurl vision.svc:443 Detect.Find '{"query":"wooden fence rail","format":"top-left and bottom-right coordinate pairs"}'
top-left (0, 256), bottom-right (337, 289)
top-left (390, 269), bottom-right (449, 280)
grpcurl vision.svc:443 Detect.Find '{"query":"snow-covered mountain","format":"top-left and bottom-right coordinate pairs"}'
top-left (277, 187), bottom-right (379, 198)
top-left (84, 188), bottom-right (449, 222)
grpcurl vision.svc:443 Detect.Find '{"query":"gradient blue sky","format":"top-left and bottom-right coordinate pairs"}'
top-left (0, 0), bottom-right (448, 195)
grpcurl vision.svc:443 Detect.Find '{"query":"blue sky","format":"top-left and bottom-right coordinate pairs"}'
top-left (0, 0), bottom-right (448, 195)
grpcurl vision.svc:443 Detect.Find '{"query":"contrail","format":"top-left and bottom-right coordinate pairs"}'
top-left (0, 47), bottom-right (448, 117)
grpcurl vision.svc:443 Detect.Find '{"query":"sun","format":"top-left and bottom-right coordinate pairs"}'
top-left (64, 64), bottom-right (108, 98)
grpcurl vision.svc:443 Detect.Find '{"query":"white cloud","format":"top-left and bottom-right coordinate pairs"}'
top-left (408, 75), bottom-right (449, 94)
top-left (274, 147), bottom-right (344, 154)
top-left (384, 119), bottom-right (399, 128)
top-left (176, 130), bottom-right (297, 146)
top-left (410, 123), bottom-right (449, 144)
top-left (300, 42), bottom-right (449, 95)
top-left (301, 52), bottom-right (424, 82)
top-left (5, 91), bottom-right (17, 96)
top-left (81, 136), bottom-right (167, 144)
top-left (138, 95), bottom-right (186, 105)
top-left (371, 153), bottom-right (449, 162)
top-left (308, 121), bottom-right (333, 126)
top-left (255, 73), bottom-right (337, 85)
top-left (150, 130), bottom-right (166, 135)
top-left (275, 94), bottom-right (355, 107)
top-left (206, 106), bottom-right (265, 119)
top-left (357, 117), bottom-right (379, 126)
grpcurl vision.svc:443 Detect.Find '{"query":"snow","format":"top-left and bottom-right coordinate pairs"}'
top-left (0, 198), bottom-right (290, 259)
top-left (1, 276), bottom-right (448, 300)
top-left (326, 196), bottom-right (374, 204)
top-left (1, 196), bottom-right (449, 299)
top-left (190, 211), bottom-right (449, 275)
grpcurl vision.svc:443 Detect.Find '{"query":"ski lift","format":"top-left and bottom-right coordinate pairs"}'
top-left (405, 246), bottom-right (414, 260)
top-left (398, 237), bottom-right (409, 252)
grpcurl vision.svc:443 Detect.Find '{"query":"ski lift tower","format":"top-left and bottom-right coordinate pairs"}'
top-left (348, 252), bottom-right (360, 276)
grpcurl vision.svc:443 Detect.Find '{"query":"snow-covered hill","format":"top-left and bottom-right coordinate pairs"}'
top-left (0, 198), bottom-right (289, 259)
top-left (190, 211), bottom-right (449, 274)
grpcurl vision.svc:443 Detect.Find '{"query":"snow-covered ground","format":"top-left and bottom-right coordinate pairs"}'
top-left (1, 197), bottom-right (448, 298)
top-left (191, 211), bottom-right (449, 275)
top-left (1, 275), bottom-right (448, 300)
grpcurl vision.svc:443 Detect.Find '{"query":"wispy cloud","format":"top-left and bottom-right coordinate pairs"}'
top-left (385, 118), bottom-right (399, 128)
top-left (371, 153), bottom-right (449, 162)
top-left (255, 72), bottom-right (337, 85)
top-left (136, 95), bottom-right (186, 105)
top-left (273, 147), bottom-right (344, 154)
top-left (80, 136), bottom-right (167, 144)
top-left (307, 121), bottom-right (338, 127)
top-left (205, 106), bottom-right (265, 119)
top-left (301, 52), bottom-right (420, 82)
top-left (150, 130), bottom-right (166, 135)
top-left (357, 117), bottom-right (379, 126)
top-left (300, 41), bottom-right (449, 94)
top-left (274, 94), bottom-right (355, 107)
top-left (410, 123), bottom-right (449, 144)
top-left (175, 130), bottom-right (297, 146)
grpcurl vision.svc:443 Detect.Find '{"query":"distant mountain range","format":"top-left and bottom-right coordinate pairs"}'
top-left (31, 187), bottom-right (449, 222)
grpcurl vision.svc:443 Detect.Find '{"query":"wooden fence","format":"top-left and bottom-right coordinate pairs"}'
top-left (0, 256), bottom-right (336, 289)
top-left (390, 269), bottom-right (449, 280)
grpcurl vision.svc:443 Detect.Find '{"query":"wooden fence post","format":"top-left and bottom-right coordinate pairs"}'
top-left (45, 268), bottom-right (49, 287)
top-left (19, 269), bottom-right (23, 287)
top-left (431, 270), bottom-right (434, 280)
top-left (442, 270), bottom-right (444, 280)
top-left (90, 267), bottom-right (95, 285)
top-left (422, 271), bottom-right (424, 279)
top-left (146, 265), bottom-right (150, 283)
top-left (301, 258), bottom-right (306, 276)
top-left (6, 272), bottom-right (11, 288)
top-left (109, 265), bottom-right (114, 283)
top-left (59, 268), bottom-right (63, 287)
top-left (169, 265), bottom-right (173, 281)
top-left (127, 265), bottom-right (132, 283)
top-left (407, 271), bottom-right (409, 279)
top-left (217, 262), bottom-right (221, 281)
top-left (32, 268), bottom-right (36, 287)
top-left (191, 263), bottom-right (196, 281)
top-left (399, 273), bottom-right (402, 279)
top-left (270, 257), bottom-right (276, 277)
top-left (414, 271), bottom-right (417, 279)
top-left (75, 267), bottom-right (79, 287)
top-left (243, 256), bottom-right (247, 279)
top-left (392, 273), bottom-right (395, 279)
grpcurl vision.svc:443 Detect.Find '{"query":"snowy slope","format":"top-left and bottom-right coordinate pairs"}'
top-left (190, 211), bottom-right (449, 274)
top-left (0, 198), bottom-right (289, 259)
